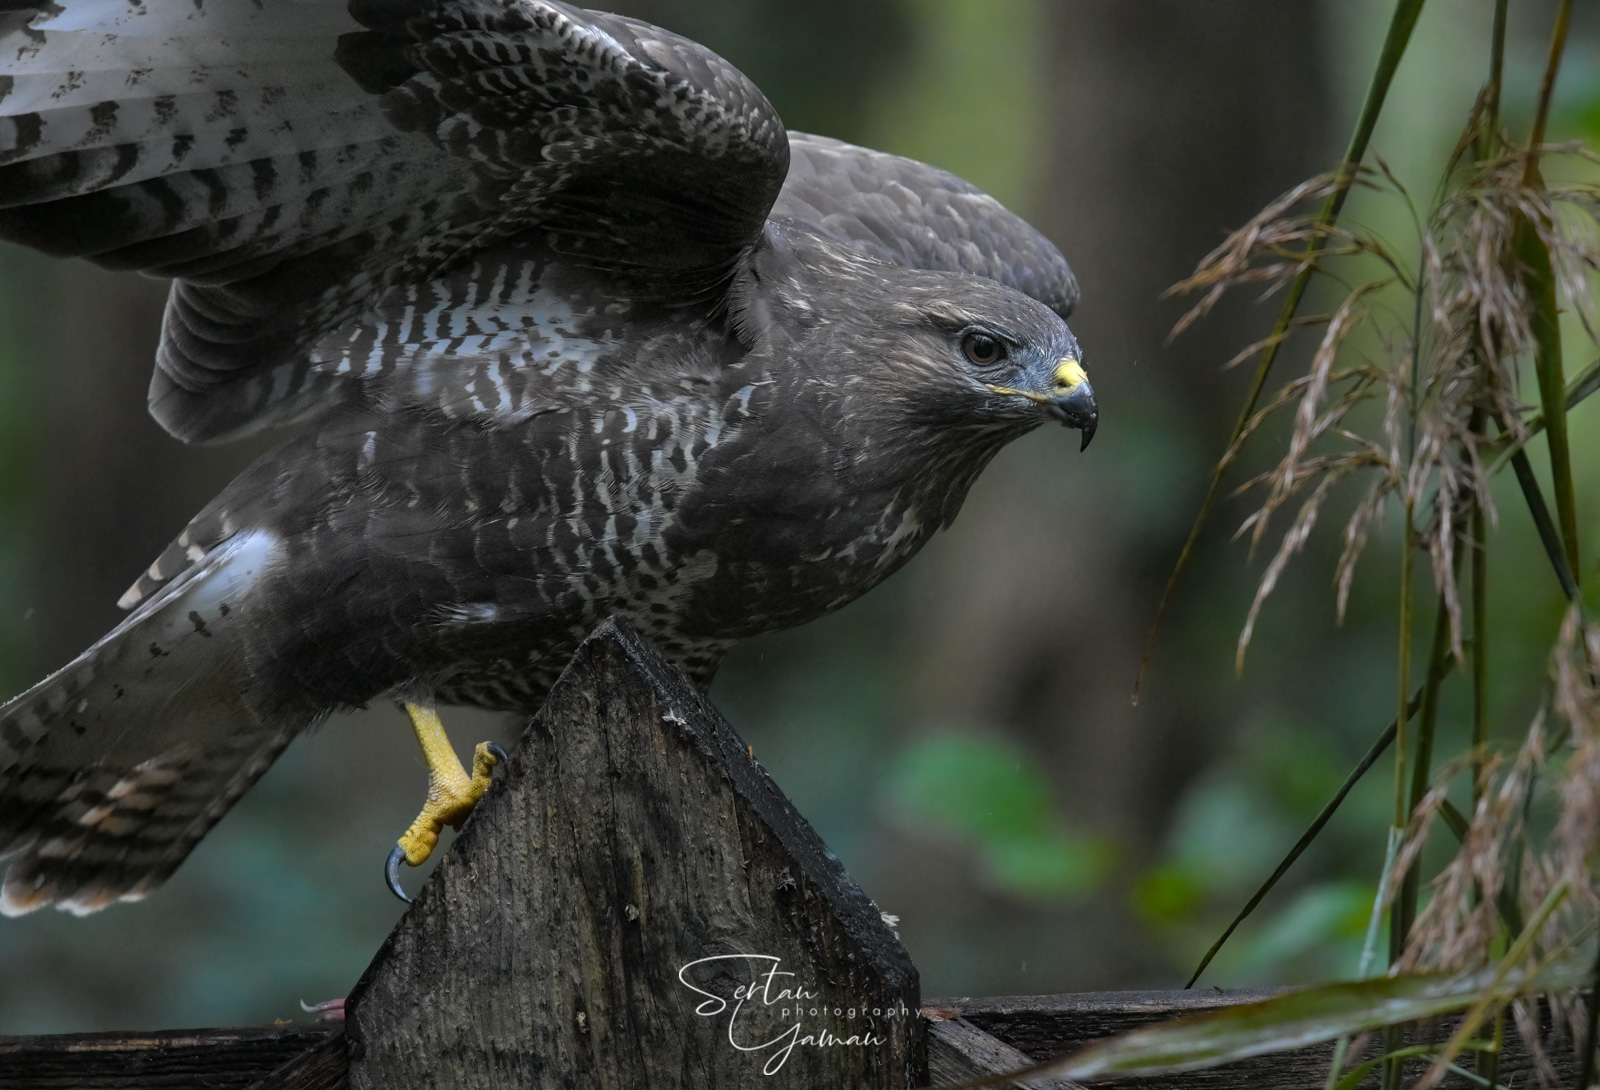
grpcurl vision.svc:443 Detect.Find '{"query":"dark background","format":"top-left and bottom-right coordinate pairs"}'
top-left (1, 0), bottom-right (1596, 1031)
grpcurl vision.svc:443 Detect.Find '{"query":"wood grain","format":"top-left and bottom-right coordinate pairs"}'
top-left (343, 617), bottom-right (923, 1089)
top-left (244, 1028), bottom-right (348, 1090)
top-left (924, 1013), bottom-right (1083, 1089)
top-left (0, 1025), bottom-right (340, 1090)
top-left (0, 983), bottom-right (1586, 1087)
top-left (931, 990), bottom-right (1583, 1088)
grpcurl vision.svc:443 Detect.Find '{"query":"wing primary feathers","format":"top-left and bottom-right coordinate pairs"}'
top-left (0, 0), bottom-right (789, 442)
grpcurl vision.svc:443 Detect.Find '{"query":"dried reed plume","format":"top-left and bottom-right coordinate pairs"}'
top-left (1169, 148), bottom-right (1600, 671)
top-left (1170, 134), bottom-right (1600, 1083)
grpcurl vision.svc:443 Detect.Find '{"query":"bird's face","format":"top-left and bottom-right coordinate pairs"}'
top-left (878, 276), bottom-right (1098, 451)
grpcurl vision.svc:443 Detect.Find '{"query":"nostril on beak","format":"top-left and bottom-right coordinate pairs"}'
top-left (1049, 379), bottom-right (1098, 451)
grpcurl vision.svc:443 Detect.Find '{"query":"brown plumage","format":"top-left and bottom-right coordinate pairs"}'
top-left (0, 0), bottom-right (1096, 914)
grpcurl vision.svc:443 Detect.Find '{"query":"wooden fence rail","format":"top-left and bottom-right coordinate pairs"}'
top-left (0, 619), bottom-right (1584, 1088)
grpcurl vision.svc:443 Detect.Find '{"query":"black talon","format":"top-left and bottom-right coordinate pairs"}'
top-left (385, 845), bottom-right (412, 904)
top-left (384, 743), bottom-right (505, 904)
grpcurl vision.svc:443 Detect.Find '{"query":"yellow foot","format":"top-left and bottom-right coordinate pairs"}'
top-left (385, 702), bottom-right (507, 903)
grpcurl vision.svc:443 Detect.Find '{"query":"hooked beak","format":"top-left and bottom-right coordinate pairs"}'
top-left (1049, 357), bottom-right (1097, 451)
top-left (987, 357), bottom-right (1099, 452)
top-left (1050, 380), bottom-right (1098, 451)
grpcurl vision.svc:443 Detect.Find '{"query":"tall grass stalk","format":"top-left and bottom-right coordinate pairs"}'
top-left (1520, 0), bottom-right (1579, 579)
top-left (1131, 0), bottom-right (1428, 703)
top-left (1152, 0), bottom-right (1600, 1081)
top-left (1185, 671), bottom-right (1447, 989)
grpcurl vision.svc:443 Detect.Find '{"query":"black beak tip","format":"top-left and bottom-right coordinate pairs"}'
top-left (1048, 384), bottom-right (1099, 452)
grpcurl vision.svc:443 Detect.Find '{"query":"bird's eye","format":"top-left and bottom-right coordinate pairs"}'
top-left (961, 331), bottom-right (1005, 366)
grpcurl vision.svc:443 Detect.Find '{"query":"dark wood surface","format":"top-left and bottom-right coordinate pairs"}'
top-left (0, 1025), bottom-right (340, 1090)
top-left (929, 990), bottom-right (1583, 1089)
top-left (1, 990), bottom-right (1587, 1087)
top-left (925, 988), bottom-right (1281, 1063)
top-left (244, 1028), bottom-right (348, 1090)
top-left (342, 617), bottom-right (923, 1089)
top-left (925, 1014), bottom-right (1083, 1089)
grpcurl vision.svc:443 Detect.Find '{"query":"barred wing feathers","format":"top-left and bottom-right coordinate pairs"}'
top-left (0, 0), bottom-right (788, 442)
top-left (0, 533), bottom-right (292, 916)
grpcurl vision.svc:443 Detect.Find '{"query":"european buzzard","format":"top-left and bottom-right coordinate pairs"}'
top-left (0, 0), bottom-right (1096, 914)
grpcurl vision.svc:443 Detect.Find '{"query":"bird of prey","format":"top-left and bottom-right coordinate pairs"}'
top-left (0, 0), bottom-right (1095, 915)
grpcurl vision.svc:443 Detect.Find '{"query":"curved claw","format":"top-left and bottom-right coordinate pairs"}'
top-left (384, 738), bottom-right (509, 905)
top-left (385, 845), bottom-right (412, 904)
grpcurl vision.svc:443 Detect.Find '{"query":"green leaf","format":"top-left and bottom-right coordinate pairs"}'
top-left (1328, 1044), bottom-right (1497, 1090)
top-left (880, 733), bottom-right (1107, 898)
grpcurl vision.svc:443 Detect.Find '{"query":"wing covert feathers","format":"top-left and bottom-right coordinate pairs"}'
top-left (0, 0), bottom-right (788, 441)
top-left (777, 133), bottom-right (1079, 319)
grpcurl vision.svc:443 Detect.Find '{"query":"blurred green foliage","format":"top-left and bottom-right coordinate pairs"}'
top-left (881, 732), bottom-right (1108, 898)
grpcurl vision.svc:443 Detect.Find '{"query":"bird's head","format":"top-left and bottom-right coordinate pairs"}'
top-left (855, 272), bottom-right (1098, 452)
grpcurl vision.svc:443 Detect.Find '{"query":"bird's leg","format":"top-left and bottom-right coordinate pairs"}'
top-left (385, 702), bottom-right (507, 902)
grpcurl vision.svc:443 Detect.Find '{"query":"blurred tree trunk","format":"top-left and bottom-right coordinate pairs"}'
top-left (29, 263), bottom-right (259, 674)
top-left (896, 1), bottom-right (1331, 990)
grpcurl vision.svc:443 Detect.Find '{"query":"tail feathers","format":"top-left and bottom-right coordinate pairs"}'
top-left (117, 509), bottom-right (234, 611)
top-left (0, 530), bottom-right (297, 915)
top-left (0, 730), bottom-right (294, 916)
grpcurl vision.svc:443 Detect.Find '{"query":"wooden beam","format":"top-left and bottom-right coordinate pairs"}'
top-left (0, 1025), bottom-right (340, 1090)
top-left (930, 990), bottom-right (1582, 1088)
top-left (246, 1028), bottom-right (348, 1090)
top-left (925, 1013), bottom-right (1083, 1089)
top-left (343, 617), bottom-right (923, 1088)
top-left (2, 988), bottom-right (1586, 1087)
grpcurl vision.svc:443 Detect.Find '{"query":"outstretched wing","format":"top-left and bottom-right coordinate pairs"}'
top-left (774, 133), bottom-right (1078, 319)
top-left (0, 0), bottom-right (788, 441)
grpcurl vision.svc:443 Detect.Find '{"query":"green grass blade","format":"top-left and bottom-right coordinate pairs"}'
top-left (1362, 827), bottom-right (1407, 980)
top-left (1331, 1044), bottom-right (1499, 1090)
top-left (1516, 0), bottom-right (1580, 580)
top-left (1506, 445), bottom-right (1583, 604)
top-left (967, 954), bottom-right (1590, 1086)
top-left (1471, 448), bottom-right (1488, 813)
top-left (1328, 828), bottom-right (1407, 1090)
top-left (1396, 592), bottom-right (1456, 946)
top-left (1483, 354), bottom-right (1599, 475)
top-left (1576, 936), bottom-right (1600, 1089)
top-left (1388, 505), bottom-right (1420, 1090)
top-left (1132, 0), bottom-right (1428, 701)
top-left (1478, 0), bottom-right (1507, 161)
top-left (1516, 216), bottom-right (1581, 577)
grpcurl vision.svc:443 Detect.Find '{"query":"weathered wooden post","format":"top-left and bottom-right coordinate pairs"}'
top-left (343, 617), bottom-right (923, 1089)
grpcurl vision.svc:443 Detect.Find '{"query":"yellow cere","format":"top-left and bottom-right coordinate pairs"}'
top-left (1054, 358), bottom-right (1088, 391)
